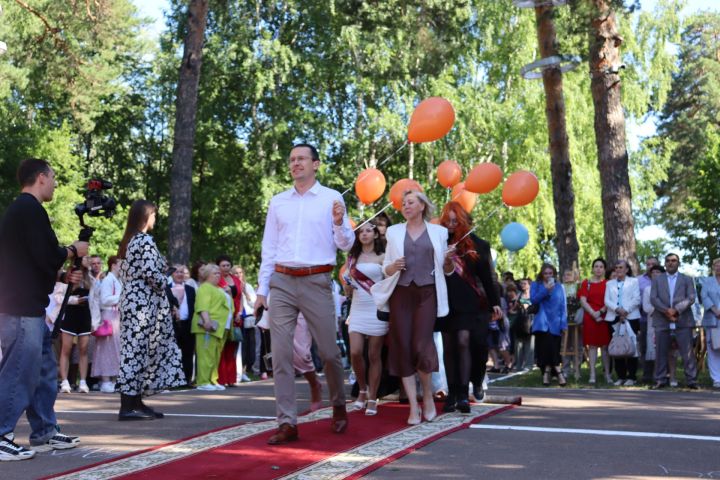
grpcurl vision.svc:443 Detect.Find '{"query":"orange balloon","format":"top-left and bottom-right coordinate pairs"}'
top-left (465, 163), bottom-right (503, 194)
top-left (407, 97), bottom-right (456, 143)
top-left (355, 168), bottom-right (386, 205)
top-left (349, 218), bottom-right (357, 230)
top-left (389, 178), bottom-right (423, 211)
top-left (437, 160), bottom-right (463, 188)
top-left (430, 217), bottom-right (441, 225)
top-left (451, 182), bottom-right (478, 213)
top-left (502, 170), bottom-right (540, 207)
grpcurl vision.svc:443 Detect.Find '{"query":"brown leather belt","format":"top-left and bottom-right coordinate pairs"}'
top-left (275, 264), bottom-right (334, 277)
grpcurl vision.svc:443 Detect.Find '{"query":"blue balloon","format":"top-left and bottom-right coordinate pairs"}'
top-left (500, 222), bottom-right (529, 252)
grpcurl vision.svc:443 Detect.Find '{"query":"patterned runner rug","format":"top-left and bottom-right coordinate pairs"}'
top-left (46, 402), bottom-right (513, 480)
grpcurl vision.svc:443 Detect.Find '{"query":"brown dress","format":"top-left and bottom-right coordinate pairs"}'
top-left (387, 229), bottom-right (439, 377)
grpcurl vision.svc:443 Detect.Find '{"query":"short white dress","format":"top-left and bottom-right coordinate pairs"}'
top-left (348, 263), bottom-right (389, 337)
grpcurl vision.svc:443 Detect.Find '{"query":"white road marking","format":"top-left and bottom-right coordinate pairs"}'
top-left (470, 424), bottom-right (720, 442)
top-left (55, 410), bottom-right (275, 420)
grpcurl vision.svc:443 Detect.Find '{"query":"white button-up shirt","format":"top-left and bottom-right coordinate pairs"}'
top-left (257, 181), bottom-right (355, 296)
top-left (667, 273), bottom-right (678, 306)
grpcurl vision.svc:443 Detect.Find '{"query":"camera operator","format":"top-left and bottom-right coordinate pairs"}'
top-left (0, 158), bottom-right (88, 461)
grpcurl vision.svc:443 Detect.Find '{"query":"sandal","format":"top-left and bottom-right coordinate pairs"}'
top-left (353, 389), bottom-right (368, 409)
top-left (365, 399), bottom-right (378, 416)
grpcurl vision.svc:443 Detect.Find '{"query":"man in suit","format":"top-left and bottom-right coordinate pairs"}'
top-left (650, 253), bottom-right (698, 389)
top-left (167, 265), bottom-right (196, 386)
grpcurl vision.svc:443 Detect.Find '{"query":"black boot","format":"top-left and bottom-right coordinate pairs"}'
top-left (442, 385), bottom-right (457, 413)
top-left (456, 384), bottom-right (471, 414)
top-left (138, 396), bottom-right (164, 419)
top-left (118, 394), bottom-right (154, 421)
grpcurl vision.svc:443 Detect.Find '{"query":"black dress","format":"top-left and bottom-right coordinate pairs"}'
top-left (439, 234), bottom-right (499, 332)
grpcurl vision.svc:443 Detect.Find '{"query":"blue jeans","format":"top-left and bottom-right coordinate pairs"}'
top-left (0, 314), bottom-right (58, 445)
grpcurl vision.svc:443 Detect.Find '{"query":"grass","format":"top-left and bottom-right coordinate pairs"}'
top-left (492, 358), bottom-right (716, 390)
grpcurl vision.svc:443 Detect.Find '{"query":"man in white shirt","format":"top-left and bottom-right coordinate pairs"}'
top-left (255, 144), bottom-right (354, 445)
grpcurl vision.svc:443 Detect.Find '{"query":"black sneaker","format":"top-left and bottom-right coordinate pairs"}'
top-left (32, 428), bottom-right (80, 453)
top-left (0, 433), bottom-right (36, 461)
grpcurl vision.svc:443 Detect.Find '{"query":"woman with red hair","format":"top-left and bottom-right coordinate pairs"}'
top-left (439, 202), bottom-right (501, 413)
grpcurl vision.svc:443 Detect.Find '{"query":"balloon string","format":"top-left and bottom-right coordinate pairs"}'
top-left (353, 202), bottom-right (393, 231)
top-left (341, 141), bottom-right (409, 197)
top-left (452, 205), bottom-right (504, 245)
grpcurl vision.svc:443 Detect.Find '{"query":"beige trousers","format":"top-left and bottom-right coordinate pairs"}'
top-left (269, 271), bottom-right (345, 426)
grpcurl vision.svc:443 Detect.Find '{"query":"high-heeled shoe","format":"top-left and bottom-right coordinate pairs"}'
top-left (423, 400), bottom-right (437, 422)
top-left (407, 408), bottom-right (421, 425)
top-left (365, 399), bottom-right (378, 416)
top-left (353, 389), bottom-right (368, 409)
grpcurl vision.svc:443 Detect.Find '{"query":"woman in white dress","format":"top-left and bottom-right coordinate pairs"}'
top-left (345, 221), bottom-right (386, 415)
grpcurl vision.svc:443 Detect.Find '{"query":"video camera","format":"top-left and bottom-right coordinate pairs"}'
top-left (75, 179), bottom-right (117, 224)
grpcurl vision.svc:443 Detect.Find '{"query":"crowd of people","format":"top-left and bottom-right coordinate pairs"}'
top-left (2, 150), bottom-right (720, 461)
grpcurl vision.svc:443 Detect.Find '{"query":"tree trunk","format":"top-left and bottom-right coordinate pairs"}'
top-left (168, 0), bottom-right (209, 265)
top-left (589, 0), bottom-right (638, 271)
top-left (534, 6), bottom-right (579, 277)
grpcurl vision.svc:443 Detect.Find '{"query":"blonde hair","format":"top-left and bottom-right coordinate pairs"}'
top-left (402, 190), bottom-right (435, 222)
top-left (198, 263), bottom-right (220, 282)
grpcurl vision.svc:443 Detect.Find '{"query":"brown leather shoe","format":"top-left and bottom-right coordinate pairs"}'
top-left (331, 405), bottom-right (348, 434)
top-left (267, 423), bottom-right (298, 445)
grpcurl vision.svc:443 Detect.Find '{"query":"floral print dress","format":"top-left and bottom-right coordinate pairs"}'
top-left (118, 232), bottom-right (185, 395)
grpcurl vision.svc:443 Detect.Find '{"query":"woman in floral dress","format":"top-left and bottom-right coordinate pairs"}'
top-left (116, 200), bottom-right (185, 421)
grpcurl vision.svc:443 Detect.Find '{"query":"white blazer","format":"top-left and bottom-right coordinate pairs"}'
top-left (604, 276), bottom-right (641, 321)
top-left (372, 222), bottom-right (450, 317)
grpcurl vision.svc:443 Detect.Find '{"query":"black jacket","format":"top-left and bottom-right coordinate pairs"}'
top-left (166, 283), bottom-right (196, 321)
top-left (0, 193), bottom-right (68, 316)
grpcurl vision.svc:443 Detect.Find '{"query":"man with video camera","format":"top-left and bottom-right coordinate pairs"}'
top-left (0, 158), bottom-right (88, 461)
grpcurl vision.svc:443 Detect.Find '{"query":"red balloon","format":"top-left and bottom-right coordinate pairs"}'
top-left (407, 97), bottom-right (456, 143)
top-left (465, 163), bottom-right (503, 194)
top-left (451, 182), bottom-right (477, 213)
top-left (502, 170), bottom-right (540, 207)
top-left (389, 178), bottom-right (423, 211)
top-left (437, 160), bottom-right (463, 188)
top-left (355, 168), bottom-right (386, 205)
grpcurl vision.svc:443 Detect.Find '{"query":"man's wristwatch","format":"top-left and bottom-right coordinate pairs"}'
top-left (67, 244), bottom-right (78, 258)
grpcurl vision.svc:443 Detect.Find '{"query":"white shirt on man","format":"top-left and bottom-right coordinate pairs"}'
top-left (667, 272), bottom-right (678, 306)
top-left (257, 181), bottom-right (354, 296)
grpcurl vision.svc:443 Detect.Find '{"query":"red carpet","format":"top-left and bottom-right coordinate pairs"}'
top-left (48, 402), bottom-right (512, 480)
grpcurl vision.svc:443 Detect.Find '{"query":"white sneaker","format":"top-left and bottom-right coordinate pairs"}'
top-left (623, 379), bottom-right (635, 387)
top-left (241, 373), bottom-right (251, 383)
top-left (59, 380), bottom-right (71, 393)
top-left (100, 382), bottom-right (115, 393)
top-left (613, 379), bottom-right (624, 386)
top-left (213, 384), bottom-right (226, 391)
top-left (77, 381), bottom-right (90, 393)
top-left (196, 384), bottom-right (216, 391)
top-left (32, 430), bottom-right (80, 453)
top-left (670, 380), bottom-right (679, 387)
top-left (0, 433), bottom-right (36, 461)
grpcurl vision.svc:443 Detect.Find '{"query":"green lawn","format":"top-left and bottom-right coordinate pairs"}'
top-left (492, 357), bottom-right (716, 390)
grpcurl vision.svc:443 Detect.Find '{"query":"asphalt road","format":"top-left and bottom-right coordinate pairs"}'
top-left (4, 379), bottom-right (720, 479)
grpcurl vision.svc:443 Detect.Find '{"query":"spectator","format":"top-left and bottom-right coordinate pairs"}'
top-left (643, 265), bottom-right (673, 384)
top-left (488, 283), bottom-right (513, 374)
top-left (530, 263), bottom-right (567, 386)
top-left (89, 255), bottom-right (104, 282)
top-left (700, 258), bottom-right (720, 389)
top-left (58, 258), bottom-right (95, 394)
top-left (167, 264), bottom-right (196, 386)
top-left (650, 253), bottom-right (698, 389)
top-left (216, 255), bottom-right (243, 387)
top-left (379, 190), bottom-right (453, 425)
top-left (117, 199), bottom-right (185, 420)
top-left (234, 265), bottom-right (256, 383)
top-left (578, 258), bottom-right (611, 384)
top-left (605, 259), bottom-right (642, 386)
top-left (638, 256), bottom-right (659, 383)
top-left (514, 277), bottom-right (535, 371)
top-left (92, 256), bottom-right (123, 393)
top-left (374, 211), bottom-right (392, 249)
top-left (193, 263), bottom-right (233, 391)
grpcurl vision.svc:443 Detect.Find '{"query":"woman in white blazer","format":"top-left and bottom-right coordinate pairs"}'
top-left (700, 258), bottom-right (720, 388)
top-left (604, 259), bottom-right (641, 386)
top-left (378, 191), bottom-right (453, 425)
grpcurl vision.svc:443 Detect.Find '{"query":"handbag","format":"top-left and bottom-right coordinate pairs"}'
top-left (608, 322), bottom-right (637, 357)
top-left (230, 325), bottom-right (244, 343)
top-left (93, 318), bottom-right (113, 337)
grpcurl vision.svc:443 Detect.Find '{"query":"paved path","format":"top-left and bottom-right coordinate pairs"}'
top-left (4, 381), bottom-right (720, 479)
